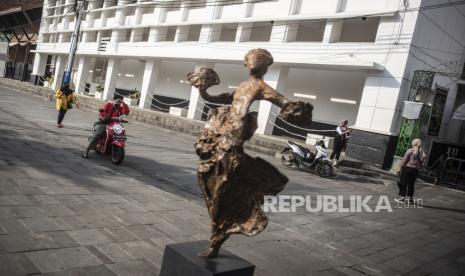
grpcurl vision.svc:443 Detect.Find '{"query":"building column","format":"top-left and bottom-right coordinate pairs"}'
top-left (134, 7), bottom-right (143, 25)
top-left (270, 21), bottom-right (298, 43)
top-left (286, 0), bottom-right (301, 15)
top-left (206, 0), bottom-right (222, 19)
top-left (355, 75), bottom-right (403, 133)
top-left (103, 0), bottom-right (113, 8)
top-left (322, 20), bottom-right (343, 43)
top-left (244, 0), bottom-right (254, 17)
top-left (187, 62), bottom-right (214, 120)
top-left (143, 7), bottom-right (166, 43)
top-left (270, 21), bottom-right (285, 43)
top-left (81, 31), bottom-right (89, 42)
top-left (110, 29), bottom-right (125, 51)
top-left (82, 5), bottom-right (95, 30)
top-left (199, 24), bottom-right (222, 43)
top-left (116, 5), bottom-right (127, 26)
top-left (101, 10), bottom-right (108, 27)
top-left (153, 7), bottom-right (167, 24)
top-left (321, 0), bottom-right (344, 43)
top-left (139, 60), bottom-right (161, 109)
top-left (74, 57), bottom-right (90, 94)
top-left (236, 22), bottom-right (253, 42)
top-left (256, 65), bottom-right (289, 135)
top-left (102, 58), bottom-right (121, 100)
top-left (131, 28), bottom-right (143, 42)
top-left (348, 74), bottom-right (405, 169)
top-left (235, 0), bottom-right (256, 42)
top-left (180, 2), bottom-right (189, 22)
top-left (52, 55), bottom-right (66, 90)
top-left (62, 15), bottom-right (70, 31)
top-left (175, 26), bottom-right (189, 42)
top-left (149, 27), bottom-right (167, 43)
top-left (199, 0), bottom-right (223, 43)
top-left (31, 53), bottom-right (47, 83)
top-left (276, 0), bottom-right (300, 42)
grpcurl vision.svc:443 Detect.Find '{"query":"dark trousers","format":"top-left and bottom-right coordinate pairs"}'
top-left (330, 138), bottom-right (345, 160)
top-left (87, 123), bottom-right (107, 151)
top-left (57, 108), bottom-right (67, 124)
top-left (399, 166), bottom-right (419, 197)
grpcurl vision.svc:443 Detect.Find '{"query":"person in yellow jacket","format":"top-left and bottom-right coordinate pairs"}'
top-left (55, 84), bottom-right (79, 128)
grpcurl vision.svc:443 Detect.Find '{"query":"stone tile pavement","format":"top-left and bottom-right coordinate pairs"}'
top-left (1, 86), bottom-right (465, 275)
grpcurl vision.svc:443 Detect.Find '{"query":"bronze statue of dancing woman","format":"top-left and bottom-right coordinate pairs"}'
top-left (188, 48), bottom-right (313, 258)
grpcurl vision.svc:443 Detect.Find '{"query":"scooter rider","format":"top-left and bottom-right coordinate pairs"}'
top-left (82, 94), bottom-right (129, 158)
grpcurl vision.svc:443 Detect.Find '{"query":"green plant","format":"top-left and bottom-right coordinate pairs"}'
top-left (129, 88), bottom-right (140, 100)
top-left (96, 84), bottom-right (104, 93)
top-left (46, 76), bottom-right (54, 88)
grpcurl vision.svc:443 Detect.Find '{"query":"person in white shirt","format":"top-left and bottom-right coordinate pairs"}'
top-left (330, 119), bottom-right (351, 166)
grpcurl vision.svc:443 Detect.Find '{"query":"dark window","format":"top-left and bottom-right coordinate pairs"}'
top-left (339, 17), bottom-right (380, 42)
top-left (219, 24), bottom-right (238, 41)
top-left (166, 26), bottom-right (177, 41)
top-left (187, 25), bottom-right (201, 41)
top-left (295, 20), bottom-right (325, 42)
top-left (249, 21), bottom-right (272, 42)
top-left (427, 87), bottom-right (448, 136)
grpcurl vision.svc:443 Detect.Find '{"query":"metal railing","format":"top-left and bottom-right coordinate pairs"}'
top-left (439, 157), bottom-right (465, 186)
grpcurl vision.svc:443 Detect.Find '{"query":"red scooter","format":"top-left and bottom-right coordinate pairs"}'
top-left (94, 117), bottom-right (127, 165)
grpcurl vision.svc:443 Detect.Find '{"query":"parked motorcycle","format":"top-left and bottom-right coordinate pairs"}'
top-left (93, 117), bottom-right (127, 165)
top-left (281, 140), bottom-right (334, 178)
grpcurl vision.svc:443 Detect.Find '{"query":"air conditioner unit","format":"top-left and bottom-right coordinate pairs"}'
top-left (402, 101), bottom-right (423, 120)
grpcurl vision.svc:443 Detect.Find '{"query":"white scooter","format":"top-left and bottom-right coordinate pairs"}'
top-left (281, 140), bottom-right (334, 178)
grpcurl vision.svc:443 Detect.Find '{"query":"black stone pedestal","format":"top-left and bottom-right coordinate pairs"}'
top-left (159, 240), bottom-right (255, 276)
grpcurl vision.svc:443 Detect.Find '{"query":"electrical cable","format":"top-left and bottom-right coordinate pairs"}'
top-left (418, 9), bottom-right (465, 49)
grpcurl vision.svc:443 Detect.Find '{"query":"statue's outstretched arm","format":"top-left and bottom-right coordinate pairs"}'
top-left (261, 83), bottom-right (290, 107)
top-left (198, 88), bottom-right (234, 105)
top-left (187, 68), bottom-right (233, 104)
top-left (262, 82), bottom-right (314, 124)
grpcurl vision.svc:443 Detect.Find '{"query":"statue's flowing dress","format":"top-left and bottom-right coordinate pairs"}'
top-left (195, 103), bottom-right (288, 238)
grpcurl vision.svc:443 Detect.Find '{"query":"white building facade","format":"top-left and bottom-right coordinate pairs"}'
top-left (32, 0), bottom-right (465, 168)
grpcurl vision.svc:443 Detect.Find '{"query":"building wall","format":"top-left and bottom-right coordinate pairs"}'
top-left (0, 42), bottom-right (7, 78)
top-left (115, 59), bottom-right (144, 92)
top-left (38, 0), bottom-right (406, 68)
top-left (36, 0), bottom-right (426, 133)
top-left (354, 0), bottom-right (422, 134)
top-left (404, 0), bottom-right (465, 144)
top-left (153, 60), bottom-right (194, 99)
top-left (286, 67), bottom-right (366, 124)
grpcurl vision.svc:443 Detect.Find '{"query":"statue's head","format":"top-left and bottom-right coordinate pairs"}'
top-left (244, 49), bottom-right (273, 78)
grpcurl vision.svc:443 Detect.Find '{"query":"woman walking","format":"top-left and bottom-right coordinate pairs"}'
top-left (330, 119), bottom-right (351, 166)
top-left (55, 85), bottom-right (79, 128)
top-left (395, 138), bottom-right (426, 203)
